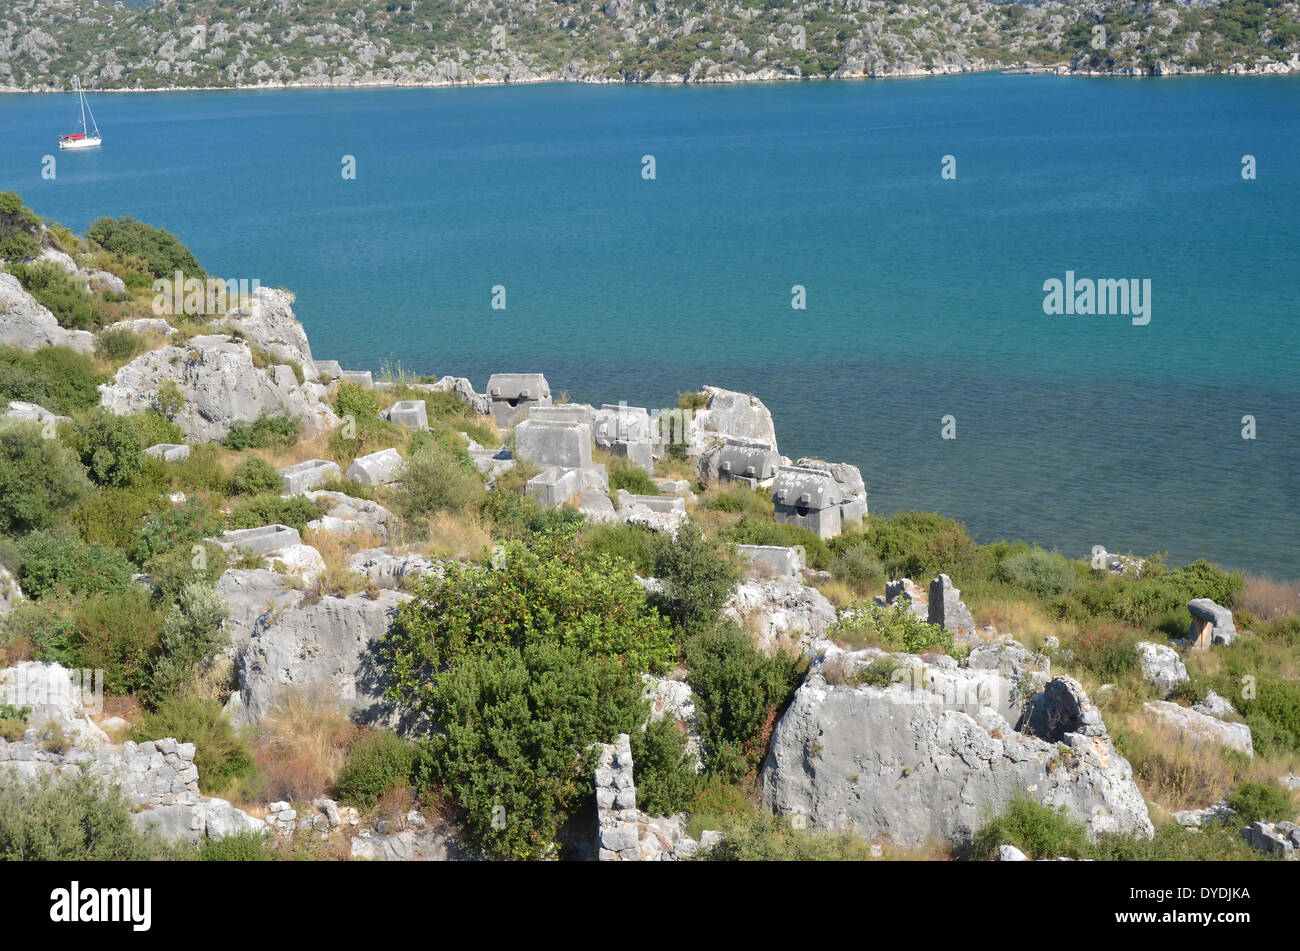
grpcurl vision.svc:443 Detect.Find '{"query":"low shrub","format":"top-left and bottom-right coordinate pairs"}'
top-left (608, 458), bottom-right (659, 495)
top-left (0, 345), bottom-right (104, 416)
top-left (197, 830), bottom-right (274, 861)
top-left (66, 587), bottom-right (163, 695)
top-left (222, 414), bottom-right (299, 451)
top-left (132, 697), bottom-right (258, 797)
top-left (7, 259), bottom-right (100, 330)
top-left (334, 731), bottom-right (418, 810)
top-left (134, 496), bottom-right (222, 566)
top-left (965, 798), bottom-right (1089, 860)
top-left (147, 582), bottom-right (230, 703)
top-left (64, 410), bottom-right (145, 488)
top-left (998, 547), bottom-right (1080, 598)
top-left (648, 519), bottom-right (741, 635)
top-left (391, 441), bottom-right (485, 532)
top-left (229, 457), bottom-right (283, 496)
top-left (630, 717), bottom-right (699, 817)
top-left (867, 511), bottom-right (976, 581)
top-left (0, 420), bottom-right (92, 535)
top-left (578, 522), bottom-right (657, 575)
top-left (15, 530), bottom-right (132, 600)
top-left (227, 494), bottom-right (326, 535)
top-left (0, 770), bottom-right (165, 860)
top-left (830, 602), bottom-right (955, 654)
top-left (95, 328), bottom-right (146, 362)
top-left (70, 485), bottom-right (157, 553)
top-left (1226, 780), bottom-right (1296, 825)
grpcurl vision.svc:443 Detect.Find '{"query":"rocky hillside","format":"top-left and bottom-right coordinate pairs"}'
top-left (1, 192), bottom-right (1297, 862)
top-left (2, 0), bottom-right (1299, 91)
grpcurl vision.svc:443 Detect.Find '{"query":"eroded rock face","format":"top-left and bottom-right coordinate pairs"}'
top-left (0, 565), bottom-right (22, 618)
top-left (725, 578), bottom-right (836, 656)
top-left (687, 385), bottom-right (778, 455)
top-left (216, 567), bottom-right (302, 654)
top-left (99, 334), bottom-right (337, 442)
top-left (0, 662), bottom-right (109, 748)
top-left (760, 660), bottom-right (1153, 848)
top-left (1145, 701), bottom-right (1253, 756)
top-left (222, 287), bottom-right (318, 379)
top-left (232, 590), bottom-right (408, 727)
top-left (0, 272), bottom-right (95, 353)
top-left (303, 490), bottom-right (394, 542)
top-left (1136, 642), bottom-right (1189, 694)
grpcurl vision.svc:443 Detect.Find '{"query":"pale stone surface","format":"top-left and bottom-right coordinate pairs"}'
top-left (687, 385), bottom-right (778, 454)
top-left (0, 272), bottom-right (95, 353)
top-left (279, 458), bottom-right (339, 493)
top-left (304, 490), bottom-right (394, 542)
top-left (0, 662), bottom-right (109, 748)
top-left (1145, 701), bottom-right (1253, 756)
top-left (5, 401), bottom-right (70, 426)
top-left (725, 578), bottom-right (836, 656)
top-left (1136, 642), bottom-right (1189, 693)
top-left (346, 447), bottom-right (402, 485)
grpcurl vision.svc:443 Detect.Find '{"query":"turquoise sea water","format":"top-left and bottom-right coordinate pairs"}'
top-left (1, 74), bottom-right (1297, 574)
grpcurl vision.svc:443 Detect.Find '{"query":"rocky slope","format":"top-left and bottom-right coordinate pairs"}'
top-left (2, 0), bottom-right (1298, 92)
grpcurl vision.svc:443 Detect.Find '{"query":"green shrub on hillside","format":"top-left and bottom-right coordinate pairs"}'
top-left (0, 420), bottom-right (91, 535)
top-left (134, 496), bottom-right (222, 566)
top-left (227, 494), bottom-right (326, 535)
top-left (998, 547), bottom-right (1081, 598)
top-left (229, 457), bottom-right (285, 496)
top-left (648, 518), bottom-right (741, 635)
top-left (87, 215), bottom-right (205, 281)
top-left (147, 582), bottom-right (230, 703)
top-left (335, 732), bottom-right (418, 810)
top-left (385, 539), bottom-right (676, 686)
top-left (222, 413), bottom-right (299, 451)
top-left (578, 522), bottom-right (657, 574)
top-left (697, 809), bottom-right (877, 861)
top-left (829, 602), bottom-right (955, 654)
top-left (965, 798), bottom-right (1089, 860)
top-left (133, 697), bottom-right (258, 797)
top-left (391, 441), bottom-right (485, 532)
top-left (0, 191), bottom-right (42, 262)
top-left (608, 458), bottom-right (660, 495)
top-left (719, 518), bottom-right (831, 569)
top-left (684, 621), bottom-right (804, 782)
top-left (125, 410), bottom-right (185, 448)
top-left (0, 770), bottom-right (165, 860)
top-left (15, 530), bottom-right (132, 599)
top-left (64, 410), bottom-right (145, 488)
top-left (3, 349), bottom-right (102, 421)
top-left (630, 716), bottom-right (699, 816)
top-left (1227, 780), bottom-right (1296, 824)
top-left (94, 327), bottom-right (146, 362)
top-left (413, 640), bottom-right (646, 859)
top-left (6, 259), bottom-right (100, 330)
top-left (64, 587), bottom-right (163, 695)
top-left (867, 511), bottom-right (976, 581)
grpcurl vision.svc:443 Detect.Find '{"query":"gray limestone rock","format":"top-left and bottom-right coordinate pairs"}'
top-left (0, 272), bottom-right (95, 353)
top-left (1135, 642), bottom-right (1189, 694)
top-left (1145, 701), bottom-right (1253, 756)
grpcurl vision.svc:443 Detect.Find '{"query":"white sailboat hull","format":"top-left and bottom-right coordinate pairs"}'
top-left (59, 136), bottom-right (102, 151)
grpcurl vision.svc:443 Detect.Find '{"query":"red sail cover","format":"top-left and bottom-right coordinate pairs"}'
top-left (63, 133), bottom-right (86, 140)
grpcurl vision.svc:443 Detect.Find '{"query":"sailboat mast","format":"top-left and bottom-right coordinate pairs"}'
top-left (80, 86), bottom-right (87, 135)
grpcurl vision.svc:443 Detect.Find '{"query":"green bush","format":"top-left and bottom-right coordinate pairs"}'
top-left (65, 587), bottom-right (163, 695)
top-left (684, 621), bottom-right (804, 782)
top-left (697, 485), bottom-right (772, 518)
top-left (608, 458), bottom-right (659, 495)
top-left (0, 420), bottom-right (92, 534)
top-left (6, 259), bottom-right (100, 330)
top-left (133, 697), bottom-right (258, 797)
top-left (142, 541), bottom-right (227, 607)
top-left (830, 602), bottom-right (955, 654)
top-left (965, 797), bottom-right (1089, 860)
top-left (481, 489), bottom-right (585, 542)
top-left (391, 441), bottom-right (485, 532)
top-left (333, 381), bottom-right (379, 421)
top-left (0, 345), bottom-right (104, 416)
top-left (719, 518), bottom-right (831, 569)
top-left (867, 511), bottom-right (976, 581)
top-left (222, 413), bottom-right (300, 451)
top-left (649, 518), bottom-right (741, 635)
top-left (385, 539), bottom-right (677, 685)
top-left (414, 640), bottom-right (646, 859)
top-left (335, 732), bottom-right (418, 810)
top-left (1227, 780), bottom-right (1295, 824)
top-left (126, 410), bottom-right (185, 448)
top-left (87, 215), bottom-right (205, 281)
top-left (0, 770), bottom-right (165, 860)
top-left (227, 494), bottom-right (325, 534)
top-left (134, 496), bottom-right (223, 566)
top-left (70, 485), bottom-right (158, 553)
top-left (64, 409), bottom-right (145, 488)
top-left (578, 522), bottom-right (657, 575)
top-left (94, 328), bottom-right (146, 362)
top-left (998, 547), bottom-right (1080, 598)
top-left (15, 530), bottom-right (132, 599)
top-left (630, 717), bottom-right (700, 816)
top-left (147, 582), bottom-right (230, 703)
top-left (0, 190), bottom-right (42, 261)
top-left (831, 542), bottom-right (886, 592)
top-left (229, 457), bottom-right (286, 496)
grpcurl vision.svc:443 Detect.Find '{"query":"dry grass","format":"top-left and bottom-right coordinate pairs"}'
top-left (191, 654), bottom-right (237, 705)
top-left (1239, 575), bottom-right (1300, 624)
top-left (814, 579), bottom-right (858, 610)
top-left (973, 598), bottom-right (1080, 650)
top-left (653, 456), bottom-right (694, 482)
top-left (1113, 715), bottom-right (1271, 816)
top-left (265, 432), bottom-right (338, 469)
top-left (302, 527), bottom-right (366, 597)
top-left (422, 511), bottom-right (491, 562)
top-left (254, 687), bottom-right (360, 803)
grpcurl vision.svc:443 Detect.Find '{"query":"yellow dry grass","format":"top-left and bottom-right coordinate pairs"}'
top-left (254, 686), bottom-right (360, 804)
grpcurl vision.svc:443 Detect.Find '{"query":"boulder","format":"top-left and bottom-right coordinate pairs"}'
top-left (760, 667), bottom-right (1153, 847)
top-left (346, 448), bottom-right (403, 485)
top-left (687, 385), bottom-right (778, 454)
top-left (1192, 690), bottom-right (1237, 718)
top-left (303, 490), bottom-right (394, 542)
top-left (221, 287), bottom-right (318, 379)
top-left (381, 400), bottom-right (429, 430)
top-left (431, 376), bottom-right (491, 416)
top-left (105, 317), bottom-right (175, 336)
top-left (99, 334), bottom-right (337, 442)
top-left (996, 844), bottom-right (1029, 861)
top-left (0, 272), bottom-right (95, 353)
top-left (725, 578), bottom-right (836, 656)
top-left (1144, 701), bottom-right (1253, 756)
top-left (1135, 642), bottom-right (1189, 694)
top-left (0, 662), bottom-right (109, 748)
top-left (264, 544), bottom-right (326, 586)
top-left (348, 549), bottom-right (437, 589)
top-left (144, 443), bottom-right (190, 462)
top-left (232, 590), bottom-right (410, 727)
top-left (0, 565), bottom-right (22, 618)
top-left (1188, 598), bottom-right (1236, 648)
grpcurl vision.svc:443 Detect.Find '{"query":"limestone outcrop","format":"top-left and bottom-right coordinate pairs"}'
top-left (0, 271), bottom-right (95, 353)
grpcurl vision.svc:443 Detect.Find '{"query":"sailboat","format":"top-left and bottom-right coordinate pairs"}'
top-left (58, 79), bottom-right (102, 151)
